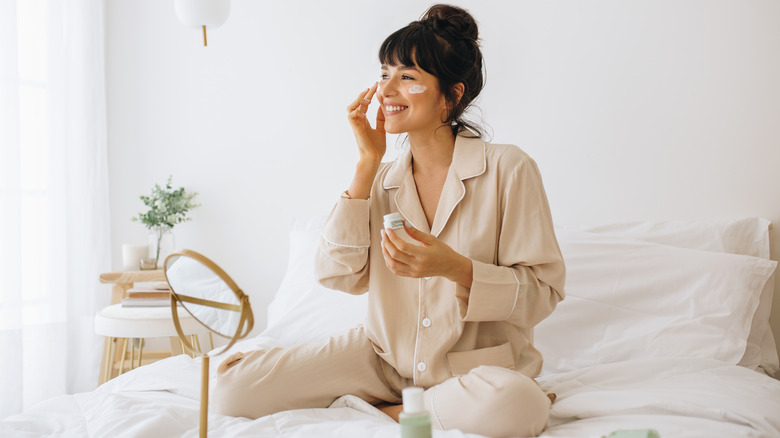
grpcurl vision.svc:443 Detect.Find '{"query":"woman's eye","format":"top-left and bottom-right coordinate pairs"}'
top-left (379, 73), bottom-right (414, 81)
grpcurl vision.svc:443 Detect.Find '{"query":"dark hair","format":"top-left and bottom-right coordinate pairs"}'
top-left (378, 4), bottom-right (486, 138)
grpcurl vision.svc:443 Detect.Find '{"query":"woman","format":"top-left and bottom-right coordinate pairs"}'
top-left (214, 5), bottom-right (565, 437)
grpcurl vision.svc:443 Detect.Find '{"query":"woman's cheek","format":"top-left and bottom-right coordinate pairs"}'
top-left (408, 84), bottom-right (428, 94)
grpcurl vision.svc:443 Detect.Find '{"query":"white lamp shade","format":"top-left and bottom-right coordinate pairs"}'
top-left (175, 0), bottom-right (230, 28)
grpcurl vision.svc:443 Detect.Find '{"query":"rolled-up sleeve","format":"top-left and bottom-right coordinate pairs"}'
top-left (314, 197), bottom-right (372, 295)
top-left (456, 157), bottom-right (566, 327)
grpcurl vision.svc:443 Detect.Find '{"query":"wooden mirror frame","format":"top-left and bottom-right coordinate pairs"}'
top-left (163, 249), bottom-right (254, 438)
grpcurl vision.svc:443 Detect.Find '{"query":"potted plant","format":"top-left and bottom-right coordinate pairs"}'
top-left (132, 176), bottom-right (200, 268)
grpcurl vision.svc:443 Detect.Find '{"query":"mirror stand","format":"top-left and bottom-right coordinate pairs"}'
top-left (200, 353), bottom-right (210, 437)
top-left (164, 250), bottom-right (254, 438)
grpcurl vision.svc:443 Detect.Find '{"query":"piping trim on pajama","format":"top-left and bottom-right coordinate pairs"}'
top-left (319, 232), bottom-right (370, 249)
top-left (507, 268), bottom-right (521, 321)
top-left (412, 279), bottom-right (423, 385)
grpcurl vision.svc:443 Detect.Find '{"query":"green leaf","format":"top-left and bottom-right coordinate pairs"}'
top-left (130, 175), bottom-right (201, 230)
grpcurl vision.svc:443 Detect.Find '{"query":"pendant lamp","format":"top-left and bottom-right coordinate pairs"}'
top-left (174, 0), bottom-right (230, 46)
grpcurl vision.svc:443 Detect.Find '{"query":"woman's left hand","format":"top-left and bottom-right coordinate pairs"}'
top-left (381, 225), bottom-right (473, 288)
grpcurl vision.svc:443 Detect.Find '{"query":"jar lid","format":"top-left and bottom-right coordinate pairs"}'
top-left (383, 212), bottom-right (405, 229)
top-left (402, 387), bottom-right (425, 413)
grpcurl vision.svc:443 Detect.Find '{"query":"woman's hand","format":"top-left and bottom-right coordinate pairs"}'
top-left (380, 225), bottom-right (474, 289)
top-left (346, 82), bottom-right (386, 163)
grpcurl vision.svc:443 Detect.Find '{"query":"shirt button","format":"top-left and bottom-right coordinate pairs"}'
top-left (423, 276), bottom-right (431, 280)
top-left (422, 318), bottom-right (432, 328)
top-left (417, 361), bottom-right (427, 372)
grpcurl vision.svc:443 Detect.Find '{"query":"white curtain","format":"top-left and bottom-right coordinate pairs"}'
top-left (0, 0), bottom-right (111, 418)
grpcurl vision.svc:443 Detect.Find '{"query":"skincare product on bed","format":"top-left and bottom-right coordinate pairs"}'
top-left (383, 213), bottom-right (423, 246)
top-left (400, 387), bottom-right (432, 438)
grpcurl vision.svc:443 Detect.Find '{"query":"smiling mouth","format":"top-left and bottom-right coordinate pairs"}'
top-left (384, 105), bottom-right (409, 114)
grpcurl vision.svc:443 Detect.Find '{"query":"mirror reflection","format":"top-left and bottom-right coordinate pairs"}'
top-left (165, 253), bottom-right (242, 338)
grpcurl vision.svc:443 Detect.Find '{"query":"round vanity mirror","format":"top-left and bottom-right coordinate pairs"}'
top-left (164, 249), bottom-right (254, 438)
top-left (164, 249), bottom-right (253, 355)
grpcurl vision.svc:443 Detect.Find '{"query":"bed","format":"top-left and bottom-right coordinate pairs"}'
top-left (2, 216), bottom-right (780, 438)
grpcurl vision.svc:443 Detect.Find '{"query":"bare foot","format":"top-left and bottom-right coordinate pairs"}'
top-left (376, 403), bottom-right (403, 422)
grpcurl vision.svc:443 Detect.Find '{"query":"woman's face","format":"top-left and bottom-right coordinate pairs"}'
top-left (378, 62), bottom-right (448, 135)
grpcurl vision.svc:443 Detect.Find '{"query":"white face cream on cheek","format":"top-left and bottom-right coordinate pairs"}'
top-left (408, 84), bottom-right (427, 94)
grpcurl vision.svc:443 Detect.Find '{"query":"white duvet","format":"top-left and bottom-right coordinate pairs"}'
top-left (3, 336), bottom-right (780, 438)
top-left (5, 218), bottom-right (780, 437)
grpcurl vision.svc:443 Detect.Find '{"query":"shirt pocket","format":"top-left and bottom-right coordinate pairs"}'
top-left (446, 342), bottom-right (516, 376)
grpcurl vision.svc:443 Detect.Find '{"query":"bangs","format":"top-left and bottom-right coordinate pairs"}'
top-left (378, 25), bottom-right (440, 75)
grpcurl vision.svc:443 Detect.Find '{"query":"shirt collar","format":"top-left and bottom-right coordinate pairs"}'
top-left (382, 130), bottom-right (486, 190)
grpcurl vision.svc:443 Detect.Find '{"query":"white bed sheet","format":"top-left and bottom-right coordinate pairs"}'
top-left (3, 336), bottom-right (779, 438)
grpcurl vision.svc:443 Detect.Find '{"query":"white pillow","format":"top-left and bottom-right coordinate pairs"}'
top-left (579, 218), bottom-right (778, 376)
top-left (535, 227), bottom-right (777, 374)
top-left (262, 216), bottom-right (367, 345)
top-left (581, 217), bottom-right (771, 258)
top-left (262, 217), bottom-right (778, 377)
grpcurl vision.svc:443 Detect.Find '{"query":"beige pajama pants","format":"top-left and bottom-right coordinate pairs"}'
top-left (213, 326), bottom-right (551, 438)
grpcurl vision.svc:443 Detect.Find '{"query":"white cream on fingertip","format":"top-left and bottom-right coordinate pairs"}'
top-left (408, 84), bottom-right (427, 94)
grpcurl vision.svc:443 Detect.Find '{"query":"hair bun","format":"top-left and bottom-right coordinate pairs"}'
top-left (421, 4), bottom-right (479, 43)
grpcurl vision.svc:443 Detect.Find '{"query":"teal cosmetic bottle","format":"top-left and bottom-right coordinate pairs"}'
top-left (400, 387), bottom-right (432, 438)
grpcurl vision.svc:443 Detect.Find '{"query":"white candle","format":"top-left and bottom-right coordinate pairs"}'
top-left (122, 244), bottom-right (149, 271)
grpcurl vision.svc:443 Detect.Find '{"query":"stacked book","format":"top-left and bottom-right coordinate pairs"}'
top-left (121, 282), bottom-right (172, 307)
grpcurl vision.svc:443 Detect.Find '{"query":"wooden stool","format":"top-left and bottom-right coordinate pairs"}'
top-left (95, 303), bottom-right (212, 384)
top-left (98, 270), bottom-right (163, 383)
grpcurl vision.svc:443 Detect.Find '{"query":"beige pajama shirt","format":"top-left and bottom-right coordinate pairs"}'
top-left (214, 132), bottom-right (566, 437)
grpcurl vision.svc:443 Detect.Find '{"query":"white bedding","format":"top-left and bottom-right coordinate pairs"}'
top-left (3, 217), bottom-right (780, 437)
top-left (3, 345), bottom-right (779, 437)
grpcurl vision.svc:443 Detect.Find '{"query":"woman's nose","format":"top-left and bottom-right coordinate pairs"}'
top-left (380, 78), bottom-right (399, 97)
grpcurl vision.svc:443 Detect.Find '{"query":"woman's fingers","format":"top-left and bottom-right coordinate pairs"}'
top-left (359, 83), bottom-right (378, 116)
top-left (364, 82), bottom-right (378, 102)
top-left (347, 82), bottom-right (386, 160)
top-left (375, 93), bottom-right (385, 131)
top-left (347, 83), bottom-right (378, 117)
top-left (347, 89), bottom-right (369, 116)
top-left (382, 229), bottom-right (415, 264)
top-left (404, 225), bottom-right (432, 245)
top-left (381, 235), bottom-right (412, 275)
top-left (358, 86), bottom-right (372, 116)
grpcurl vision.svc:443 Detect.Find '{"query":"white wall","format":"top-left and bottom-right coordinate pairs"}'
top-left (105, 0), bottom-right (780, 351)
